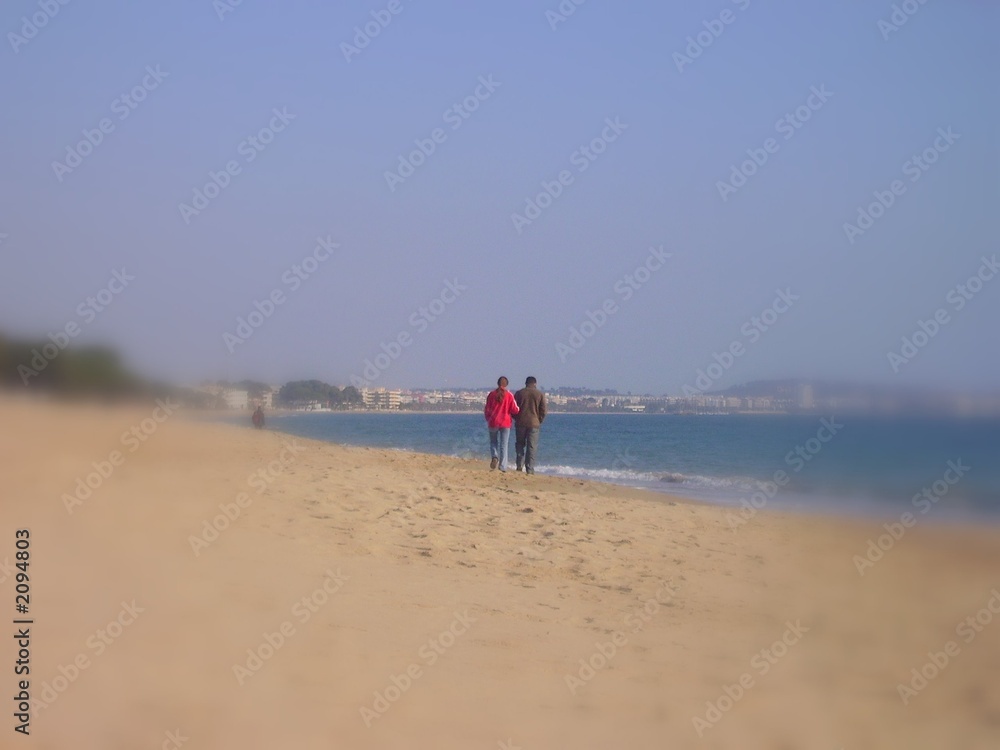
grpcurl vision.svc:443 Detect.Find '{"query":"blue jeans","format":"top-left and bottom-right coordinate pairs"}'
top-left (489, 428), bottom-right (510, 470)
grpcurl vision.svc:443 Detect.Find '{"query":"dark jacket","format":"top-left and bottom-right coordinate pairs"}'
top-left (514, 385), bottom-right (546, 429)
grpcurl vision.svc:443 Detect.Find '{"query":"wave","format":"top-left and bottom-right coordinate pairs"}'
top-left (536, 464), bottom-right (771, 495)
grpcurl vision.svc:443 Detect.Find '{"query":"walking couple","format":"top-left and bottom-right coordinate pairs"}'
top-left (483, 376), bottom-right (547, 473)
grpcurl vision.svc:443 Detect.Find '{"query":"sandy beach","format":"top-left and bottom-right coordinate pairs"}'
top-left (2, 397), bottom-right (999, 749)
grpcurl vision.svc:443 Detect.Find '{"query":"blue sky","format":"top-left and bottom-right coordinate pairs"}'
top-left (1, 0), bottom-right (996, 393)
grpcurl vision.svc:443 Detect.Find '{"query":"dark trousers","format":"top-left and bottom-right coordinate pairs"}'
top-left (515, 425), bottom-right (540, 472)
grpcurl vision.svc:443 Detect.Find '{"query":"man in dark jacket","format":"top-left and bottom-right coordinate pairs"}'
top-left (513, 376), bottom-right (546, 474)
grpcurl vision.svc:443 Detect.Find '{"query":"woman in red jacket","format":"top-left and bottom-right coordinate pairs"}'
top-left (484, 376), bottom-right (519, 472)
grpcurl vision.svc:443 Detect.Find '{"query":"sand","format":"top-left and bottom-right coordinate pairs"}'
top-left (1, 397), bottom-right (998, 749)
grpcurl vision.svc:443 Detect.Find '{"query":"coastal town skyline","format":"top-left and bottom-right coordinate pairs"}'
top-left (196, 377), bottom-right (1000, 417)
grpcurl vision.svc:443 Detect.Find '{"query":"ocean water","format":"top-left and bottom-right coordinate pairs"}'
top-left (241, 412), bottom-right (1000, 522)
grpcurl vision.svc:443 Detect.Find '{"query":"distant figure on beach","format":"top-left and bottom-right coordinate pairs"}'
top-left (252, 406), bottom-right (265, 430)
top-left (514, 376), bottom-right (547, 474)
top-left (484, 376), bottom-right (519, 472)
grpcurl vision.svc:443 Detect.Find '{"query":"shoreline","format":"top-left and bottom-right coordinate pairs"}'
top-left (212, 414), bottom-right (1000, 530)
top-left (268, 424), bottom-right (1000, 531)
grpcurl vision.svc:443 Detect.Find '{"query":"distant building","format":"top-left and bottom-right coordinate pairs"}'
top-left (291, 400), bottom-right (325, 411)
top-left (223, 389), bottom-right (249, 410)
top-left (251, 390), bottom-right (273, 409)
top-left (797, 383), bottom-right (815, 410)
top-left (362, 388), bottom-right (401, 410)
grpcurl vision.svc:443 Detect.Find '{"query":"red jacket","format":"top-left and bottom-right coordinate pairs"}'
top-left (484, 388), bottom-right (519, 429)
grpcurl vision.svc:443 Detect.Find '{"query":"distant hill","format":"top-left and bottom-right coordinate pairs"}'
top-left (0, 332), bottom-right (144, 395)
top-left (0, 332), bottom-right (210, 405)
top-left (710, 378), bottom-right (994, 401)
top-left (708, 378), bottom-right (1000, 416)
top-left (709, 379), bottom-right (804, 399)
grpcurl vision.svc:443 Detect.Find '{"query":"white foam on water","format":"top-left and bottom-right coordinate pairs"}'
top-left (536, 464), bottom-right (771, 495)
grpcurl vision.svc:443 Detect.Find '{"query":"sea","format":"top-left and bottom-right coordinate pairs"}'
top-left (233, 412), bottom-right (1000, 523)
